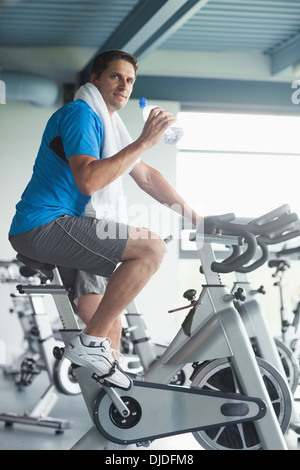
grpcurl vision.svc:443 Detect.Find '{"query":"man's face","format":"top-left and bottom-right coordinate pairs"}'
top-left (91, 59), bottom-right (136, 115)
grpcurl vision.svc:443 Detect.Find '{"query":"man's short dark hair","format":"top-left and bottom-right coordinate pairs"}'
top-left (90, 50), bottom-right (138, 79)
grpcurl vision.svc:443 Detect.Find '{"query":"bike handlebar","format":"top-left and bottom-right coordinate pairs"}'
top-left (276, 244), bottom-right (300, 257)
top-left (198, 205), bottom-right (299, 274)
top-left (236, 239), bottom-right (269, 273)
top-left (247, 212), bottom-right (298, 236)
top-left (248, 204), bottom-right (291, 227)
top-left (206, 219), bottom-right (258, 273)
top-left (259, 229), bottom-right (300, 245)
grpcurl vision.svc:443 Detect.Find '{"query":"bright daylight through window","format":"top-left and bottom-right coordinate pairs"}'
top-left (176, 112), bottom-right (300, 219)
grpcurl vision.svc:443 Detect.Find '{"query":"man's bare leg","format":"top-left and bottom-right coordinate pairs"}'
top-left (77, 293), bottom-right (122, 353)
top-left (76, 293), bottom-right (103, 326)
top-left (83, 227), bottom-right (166, 339)
top-left (63, 228), bottom-right (163, 389)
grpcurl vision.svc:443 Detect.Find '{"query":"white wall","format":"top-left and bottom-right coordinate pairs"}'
top-left (0, 102), bottom-right (59, 259)
top-left (0, 102), bottom-right (61, 362)
top-left (0, 97), bottom-right (183, 364)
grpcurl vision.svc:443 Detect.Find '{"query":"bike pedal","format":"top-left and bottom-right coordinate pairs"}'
top-left (53, 346), bottom-right (65, 360)
top-left (91, 372), bottom-right (109, 386)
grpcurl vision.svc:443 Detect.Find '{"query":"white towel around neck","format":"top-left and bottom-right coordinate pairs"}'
top-left (74, 82), bottom-right (138, 222)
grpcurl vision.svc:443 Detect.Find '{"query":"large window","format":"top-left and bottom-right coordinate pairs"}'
top-left (176, 111), bottom-right (300, 253)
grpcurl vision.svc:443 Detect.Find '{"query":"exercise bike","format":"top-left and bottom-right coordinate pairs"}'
top-left (13, 205), bottom-right (299, 450)
top-left (0, 260), bottom-right (80, 433)
top-left (268, 249), bottom-right (300, 374)
top-left (227, 234), bottom-right (300, 438)
top-left (233, 267), bottom-right (300, 396)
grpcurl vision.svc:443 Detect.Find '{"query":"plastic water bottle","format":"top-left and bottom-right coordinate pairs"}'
top-left (139, 97), bottom-right (184, 145)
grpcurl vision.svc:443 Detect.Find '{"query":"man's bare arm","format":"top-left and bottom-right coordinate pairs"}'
top-left (130, 160), bottom-right (202, 227)
top-left (68, 107), bottom-right (176, 195)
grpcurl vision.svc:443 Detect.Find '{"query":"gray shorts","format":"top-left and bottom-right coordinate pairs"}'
top-left (73, 270), bottom-right (108, 305)
top-left (52, 266), bottom-right (108, 307)
top-left (9, 215), bottom-right (130, 279)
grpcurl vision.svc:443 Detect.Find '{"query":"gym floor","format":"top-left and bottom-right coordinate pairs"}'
top-left (0, 368), bottom-right (201, 451)
top-left (0, 368), bottom-right (299, 451)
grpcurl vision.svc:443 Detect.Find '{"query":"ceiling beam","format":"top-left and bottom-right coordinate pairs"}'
top-left (79, 0), bottom-right (211, 84)
top-left (131, 75), bottom-right (300, 115)
top-left (270, 32), bottom-right (300, 75)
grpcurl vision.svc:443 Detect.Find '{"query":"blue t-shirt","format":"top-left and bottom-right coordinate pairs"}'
top-left (9, 100), bottom-right (103, 235)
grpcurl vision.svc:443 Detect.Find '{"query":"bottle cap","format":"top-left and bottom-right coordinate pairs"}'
top-left (139, 97), bottom-right (147, 109)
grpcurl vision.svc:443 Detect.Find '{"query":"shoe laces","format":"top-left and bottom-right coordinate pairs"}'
top-left (101, 337), bottom-right (123, 363)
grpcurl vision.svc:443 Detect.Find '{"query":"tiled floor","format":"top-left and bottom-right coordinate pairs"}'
top-left (0, 367), bottom-right (299, 451)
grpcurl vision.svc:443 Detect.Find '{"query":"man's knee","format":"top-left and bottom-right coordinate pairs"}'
top-left (144, 236), bottom-right (166, 270)
top-left (122, 227), bottom-right (166, 268)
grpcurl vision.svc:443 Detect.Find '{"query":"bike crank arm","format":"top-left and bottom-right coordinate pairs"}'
top-left (101, 384), bottom-right (131, 418)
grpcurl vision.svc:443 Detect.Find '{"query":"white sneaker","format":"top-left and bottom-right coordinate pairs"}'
top-left (63, 335), bottom-right (132, 390)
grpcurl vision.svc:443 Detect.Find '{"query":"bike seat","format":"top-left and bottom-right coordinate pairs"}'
top-left (16, 253), bottom-right (55, 282)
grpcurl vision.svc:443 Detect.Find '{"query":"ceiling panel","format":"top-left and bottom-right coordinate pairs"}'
top-left (159, 0), bottom-right (300, 52)
top-left (1, 0), bottom-right (300, 112)
top-left (1, 0), bottom-right (299, 58)
top-left (0, 0), bottom-right (140, 46)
